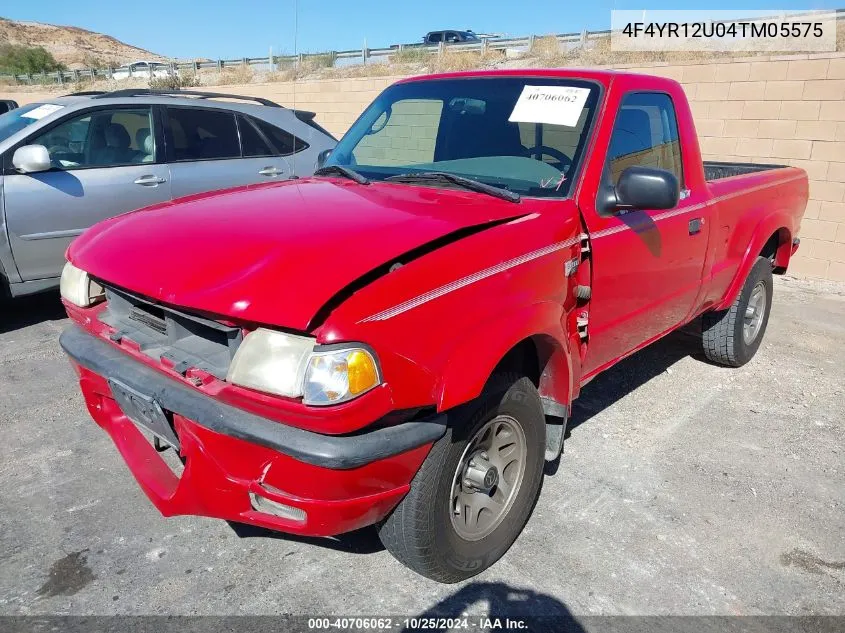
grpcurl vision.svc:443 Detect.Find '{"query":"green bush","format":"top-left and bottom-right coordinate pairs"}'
top-left (0, 45), bottom-right (65, 75)
top-left (307, 53), bottom-right (336, 69)
top-left (389, 47), bottom-right (429, 64)
top-left (149, 72), bottom-right (201, 90)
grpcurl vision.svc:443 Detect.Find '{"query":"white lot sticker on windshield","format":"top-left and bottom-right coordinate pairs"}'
top-left (508, 86), bottom-right (590, 127)
top-left (21, 104), bottom-right (65, 120)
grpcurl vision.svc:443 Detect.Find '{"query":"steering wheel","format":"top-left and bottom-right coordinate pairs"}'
top-left (523, 145), bottom-right (572, 172)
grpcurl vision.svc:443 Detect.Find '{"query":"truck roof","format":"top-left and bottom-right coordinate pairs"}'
top-left (398, 67), bottom-right (678, 89)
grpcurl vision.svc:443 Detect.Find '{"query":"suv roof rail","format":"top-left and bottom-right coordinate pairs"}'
top-left (64, 90), bottom-right (109, 96)
top-left (90, 89), bottom-right (283, 107)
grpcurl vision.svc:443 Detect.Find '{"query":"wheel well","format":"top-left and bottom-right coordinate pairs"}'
top-left (491, 335), bottom-right (569, 417)
top-left (491, 336), bottom-right (569, 462)
top-left (760, 228), bottom-right (791, 273)
top-left (493, 338), bottom-right (541, 387)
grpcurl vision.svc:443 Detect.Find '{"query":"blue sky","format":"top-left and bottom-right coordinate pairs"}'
top-left (3, 0), bottom-right (840, 60)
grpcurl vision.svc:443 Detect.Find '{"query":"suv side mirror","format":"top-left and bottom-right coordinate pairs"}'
top-left (0, 100), bottom-right (19, 114)
top-left (12, 145), bottom-right (52, 174)
top-left (316, 148), bottom-right (332, 169)
top-left (615, 166), bottom-right (679, 211)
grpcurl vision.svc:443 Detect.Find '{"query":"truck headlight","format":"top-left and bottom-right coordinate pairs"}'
top-left (60, 262), bottom-right (105, 307)
top-left (226, 329), bottom-right (381, 405)
top-left (302, 347), bottom-right (380, 405)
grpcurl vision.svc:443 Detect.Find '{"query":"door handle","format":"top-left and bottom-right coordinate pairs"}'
top-left (258, 166), bottom-right (285, 177)
top-left (689, 218), bottom-right (704, 235)
top-left (134, 175), bottom-right (167, 186)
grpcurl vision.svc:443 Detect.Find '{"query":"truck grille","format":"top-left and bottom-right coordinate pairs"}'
top-left (129, 305), bottom-right (167, 334)
top-left (98, 285), bottom-right (242, 379)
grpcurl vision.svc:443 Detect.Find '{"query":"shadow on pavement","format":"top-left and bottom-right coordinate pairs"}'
top-left (0, 290), bottom-right (66, 334)
top-left (226, 520), bottom-right (385, 554)
top-left (568, 321), bottom-right (705, 435)
top-left (406, 581), bottom-right (584, 632)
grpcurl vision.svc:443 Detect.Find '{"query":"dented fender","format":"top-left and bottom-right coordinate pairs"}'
top-left (435, 301), bottom-right (574, 412)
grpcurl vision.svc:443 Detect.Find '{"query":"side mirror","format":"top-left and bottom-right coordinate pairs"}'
top-left (614, 166), bottom-right (679, 211)
top-left (12, 145), bottom-right (52, 174)
top-left (0, 100), bottom-right (19, 114)
top-left (316, 148), bottom-right (332, 169)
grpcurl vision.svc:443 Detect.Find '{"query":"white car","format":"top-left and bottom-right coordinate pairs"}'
top-left (112, 61), bottom-right (175, 81)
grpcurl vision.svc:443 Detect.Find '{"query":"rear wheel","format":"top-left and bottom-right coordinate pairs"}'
top-left (378, 374), bottom-right (545, 583)
top-left (702, 256), bottom-right (773, 367)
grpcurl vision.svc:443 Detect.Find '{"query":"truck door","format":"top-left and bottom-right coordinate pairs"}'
top-left (579, 91), bottom-right (710, 377)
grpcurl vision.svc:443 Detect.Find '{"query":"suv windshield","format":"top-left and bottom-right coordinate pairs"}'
top-left (326, 77), bottom-right (598, 198)
top-left (0, 103), bottom-right (63, 144)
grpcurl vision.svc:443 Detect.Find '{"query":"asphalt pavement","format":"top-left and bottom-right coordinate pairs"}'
top-left (0, 276), bottom-right (842, 618)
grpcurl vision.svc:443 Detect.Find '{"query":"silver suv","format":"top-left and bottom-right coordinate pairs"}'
top-left (0, 89), bottom-right (336, 298)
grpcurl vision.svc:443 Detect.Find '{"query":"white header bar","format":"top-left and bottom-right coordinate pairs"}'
top-left (610, 10), bottom-right (838, 52)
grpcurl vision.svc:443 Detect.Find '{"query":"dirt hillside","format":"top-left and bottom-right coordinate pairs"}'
top-left (0, 17), bottom-right (166, 69)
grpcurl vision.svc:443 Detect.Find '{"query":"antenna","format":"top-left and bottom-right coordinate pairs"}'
top-left (291, 0), bottom-right (298, 176)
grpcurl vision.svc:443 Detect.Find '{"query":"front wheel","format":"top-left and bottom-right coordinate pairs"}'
top-left (378, 374), bottom-right (545, 583)
top-left (702, 256), bottom-right (773, 367)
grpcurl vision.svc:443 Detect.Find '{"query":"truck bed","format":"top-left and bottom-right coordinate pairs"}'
top-left (704, 161), bottom-right (790, 181)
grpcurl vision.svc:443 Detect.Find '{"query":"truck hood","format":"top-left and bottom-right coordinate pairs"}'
top-left (69, 178), bottom-right (526, 330)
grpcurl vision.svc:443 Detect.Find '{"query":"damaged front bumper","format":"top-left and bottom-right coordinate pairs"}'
top-left (59, 324), bottom-right (445, 536)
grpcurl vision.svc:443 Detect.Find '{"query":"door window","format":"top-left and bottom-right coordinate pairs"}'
top-left (238, 116), bottom-right (275, 157)
top-left (30, 107), bottom-right (155, 170)
top-left (258, 117), bottom-right (307, 155)
top-left (606, 92), bottom-right (683, 186)
top-left (166, 107), bottom-right (240, 161)
top-left (248, 116), bottom-right (306, 156)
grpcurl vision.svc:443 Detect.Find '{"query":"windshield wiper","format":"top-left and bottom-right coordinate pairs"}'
top-left (313, 165), bottom-right (370, 185)
top-left (385, 172), bottom-right (521, 203)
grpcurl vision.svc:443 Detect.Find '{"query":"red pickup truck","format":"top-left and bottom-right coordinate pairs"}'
top-left (59, 69), bottom-right (807, 582)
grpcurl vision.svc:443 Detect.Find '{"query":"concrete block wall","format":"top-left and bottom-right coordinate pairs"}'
top-left (217, 77), bottom-right (400, 139)
top-left (7, 52), bottom-right (845, 280)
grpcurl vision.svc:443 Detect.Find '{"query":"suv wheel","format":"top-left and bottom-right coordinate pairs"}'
top-left (378, 374), bottom-right (545, 582)
top-left (702, 256), bottom-right (773, 367)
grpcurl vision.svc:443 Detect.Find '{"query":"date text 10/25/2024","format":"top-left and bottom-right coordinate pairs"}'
top-left (307, 617), bottom-right (529, 630)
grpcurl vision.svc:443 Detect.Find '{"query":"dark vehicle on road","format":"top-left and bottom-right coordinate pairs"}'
top-left (425, 30), bottom-right (480, 44)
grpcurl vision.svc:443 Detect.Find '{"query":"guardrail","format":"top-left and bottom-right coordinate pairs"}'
top-left (0, 31), bottom-right (608, 86)
top-left (2, 9), bottom-right (843, 86)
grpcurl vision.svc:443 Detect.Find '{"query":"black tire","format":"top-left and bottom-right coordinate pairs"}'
top-left (0, 276), bottom-right (10, 305)
top-left (702, 256), bottom-right (773, 367)
top-left (378, 374), bottom-right (545, 583)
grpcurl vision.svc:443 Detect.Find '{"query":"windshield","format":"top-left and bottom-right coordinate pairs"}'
top-left (0, 103), bottom-right (64, 144)
top-left (326, 77), bottom-right (598, 198)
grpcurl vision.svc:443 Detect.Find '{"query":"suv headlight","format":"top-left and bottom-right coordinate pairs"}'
top-left (226, 328), bottom-right (381, 406)
top-left (60, 262), bottom-right (105, 307)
